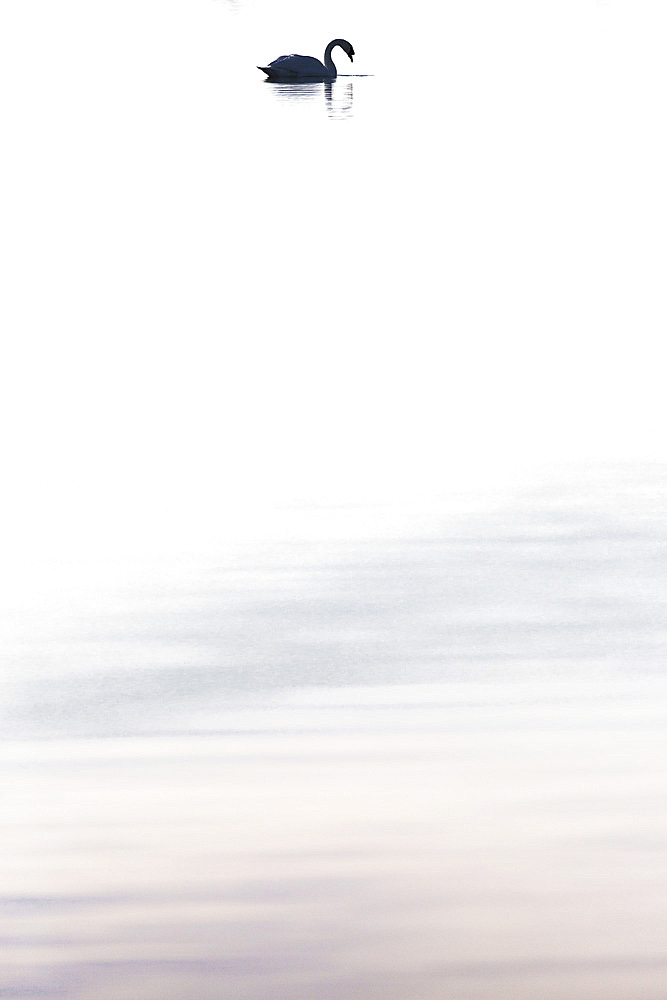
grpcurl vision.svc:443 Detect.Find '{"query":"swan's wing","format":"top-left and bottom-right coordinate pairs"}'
top-left (268, 53), bottom-right (328, 75)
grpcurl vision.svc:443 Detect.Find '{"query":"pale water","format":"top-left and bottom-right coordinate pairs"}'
top-left (3, 466), bottom-right (667, 999)
top-left (2, 0), bottom-right (667, 997)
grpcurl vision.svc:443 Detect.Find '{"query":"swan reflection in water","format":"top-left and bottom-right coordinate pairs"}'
top-left (263, 79), bottom-right (354, 120)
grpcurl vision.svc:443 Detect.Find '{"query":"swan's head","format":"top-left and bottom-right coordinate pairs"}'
top-left (336, 39), bottom-right (354, 63)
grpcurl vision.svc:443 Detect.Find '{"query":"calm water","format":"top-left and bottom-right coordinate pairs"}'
top-left (3, 466), bottom-right (667, 999)
top-left (3, 0), bottom-right (667, 997)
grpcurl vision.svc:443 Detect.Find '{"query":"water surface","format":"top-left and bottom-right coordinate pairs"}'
top-left (3, 468), bottom-right (667, 999)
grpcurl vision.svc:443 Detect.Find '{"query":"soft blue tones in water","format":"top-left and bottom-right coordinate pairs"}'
top-left (3, 466), bottom-right (666, 740)
top-left (2, 468), bottom-right (667, 998)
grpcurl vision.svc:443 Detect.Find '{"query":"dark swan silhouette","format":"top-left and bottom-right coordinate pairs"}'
top-left (258, 39), bottom-right (355, 81)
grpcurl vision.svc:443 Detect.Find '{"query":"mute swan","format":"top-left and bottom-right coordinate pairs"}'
top-left (258, 39), bottom-right (355, 81)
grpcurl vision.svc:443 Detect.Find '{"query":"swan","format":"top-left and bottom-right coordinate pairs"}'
top-left (258, 39), bottom-right (355, 81)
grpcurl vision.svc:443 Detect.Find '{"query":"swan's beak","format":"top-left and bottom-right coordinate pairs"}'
top-left (349, 48), bottom-right (355, 62)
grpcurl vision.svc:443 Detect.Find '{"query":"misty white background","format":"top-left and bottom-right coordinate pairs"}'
top-left (3, 0), bottom-right (666, 559)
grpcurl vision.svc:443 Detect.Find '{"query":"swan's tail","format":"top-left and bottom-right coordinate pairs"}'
top-left (257, 64), bottom-right (300, 81)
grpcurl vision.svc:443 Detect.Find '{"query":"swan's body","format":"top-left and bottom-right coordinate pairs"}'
top-left (258, 38), bottom-right (355, 81)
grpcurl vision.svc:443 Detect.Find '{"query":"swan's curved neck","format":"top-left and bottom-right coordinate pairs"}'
top-left (323, 39), bottom-right (344, 77)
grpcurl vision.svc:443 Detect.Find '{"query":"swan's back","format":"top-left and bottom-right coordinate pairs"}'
top-left (259, 53), bottom-right (328, 80)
